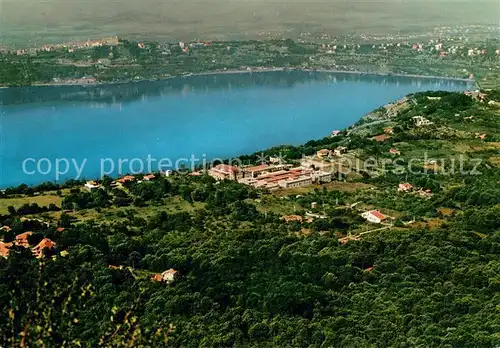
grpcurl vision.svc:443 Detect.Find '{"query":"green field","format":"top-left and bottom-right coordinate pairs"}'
top-left (0, 193), bottom-right (63, 214)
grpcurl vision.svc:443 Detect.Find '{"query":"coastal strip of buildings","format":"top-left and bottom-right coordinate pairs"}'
top-left (208, 162), bottom-right (334, 191)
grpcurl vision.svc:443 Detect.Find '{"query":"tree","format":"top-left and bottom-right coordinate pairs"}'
top-left (7, 206), bottom-right (16, 216)
top-left (127, 251), bottom-right (142, 268)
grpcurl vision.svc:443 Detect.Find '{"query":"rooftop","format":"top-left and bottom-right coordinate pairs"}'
top-left (367, 210), bottom-right (386, 220)
top-left (212, 164), bottom-right (240, 174)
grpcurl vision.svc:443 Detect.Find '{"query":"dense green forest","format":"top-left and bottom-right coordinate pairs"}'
top-left (1, 90), bottom-right (500, 347)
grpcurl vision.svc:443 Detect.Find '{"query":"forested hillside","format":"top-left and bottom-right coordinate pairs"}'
top-left (1, 90), bottom-right (499, 347)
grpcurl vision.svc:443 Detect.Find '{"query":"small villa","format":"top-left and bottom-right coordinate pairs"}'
top-left (117, 175), bottom-right (136, 184)
top-left (398, 183), bottom-right (414, 192)
top-left (317, 149), bottom-right (332, 159)
top-left (372, 134), bottom-right (390, 142)
top-left (84, 181), bottom-right (101, 190)
top-left (15, 232), bottom-right (33, 248)
top-left (361, 210), bottom-right (387, 224)
top-left (152, 268), bottom-right (179, 284)
top-left (282, 215), bottom-right (303, 223)
top-left (162, 269), bottom-right (179, 283)
top-left (389, 148), bottom-right (401, 155)
top-left (32, 238), bottom-right (56, 259)
top-left (0, 242), bottom-right (13, 258)
top-left (412, 116), bottom-right (434, 127)
top-left (143, 174), bottom-right (156, 181)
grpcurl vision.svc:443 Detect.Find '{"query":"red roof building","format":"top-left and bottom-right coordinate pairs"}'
top-left (151, 274), bottom-right (163, 282)
top-left (15, 232), bottom-right (33, 248)
top-left (32, 238), bottom-right (56, 258)
top-left (243, 164), bottom-right (270, 178)
top-left (372, 134), bottom-right (390, 142)
top-left (282, 215), bottom-right (303, 223)
top-left (209, 164), bottom-right (241, 181)
top-left (362, 210), bottom-right (387, 224)
top-left (389, 148), bottom-right (401, 155)
top-left (117, 175), bottom-right (136, 184)
top-left (143, 174), bottom-right (156, 181)
top-left (398, 183), bottom-right (414, 192)
top-left (0, 242), bottom-right (12, 258)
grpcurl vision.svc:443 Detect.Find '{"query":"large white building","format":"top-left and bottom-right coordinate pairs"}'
top-left (362, 210), bottom-right (387, 224)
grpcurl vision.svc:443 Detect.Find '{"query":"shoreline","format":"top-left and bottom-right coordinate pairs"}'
top-left (0, 67), bottom-right (478, 188)
top-left (2, 67), bottom-right (476, 89)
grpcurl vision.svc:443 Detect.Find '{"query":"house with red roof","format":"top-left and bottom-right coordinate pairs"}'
top-left (152, 268), bottom-right (179, 284)
top-left (32, 238), bottom-right (56, 258)
top-left (372, 134), bottom-right (390, 142)
top-left (151, 273), bottom-right (163, 282)
top-left (389, 148), bottom-right (401, 155)
top-left (282, 215), bottom-right (303, 223)
top-left (361, 210), bottom-right (387, 224)
top-left (15, 232), bottom-right (33, 248)
top-left (143, 174), bottom-right (156, 181)
top-left (398, 183), bottom-right (414, 192)
top-left (0, 242), bottom-right (12, 258)
top-left (116, 175), bottom-right (136, 184)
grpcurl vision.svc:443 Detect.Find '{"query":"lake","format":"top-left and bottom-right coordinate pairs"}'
top-left (0, 71), bottom-right (471, 187)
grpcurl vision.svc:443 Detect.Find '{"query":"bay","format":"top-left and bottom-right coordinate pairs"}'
top-left (0, 71), bottom-right (471, 187)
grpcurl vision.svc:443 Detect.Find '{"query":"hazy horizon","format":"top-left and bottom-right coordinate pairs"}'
top-left (0, 0), bottom-right (498, 47)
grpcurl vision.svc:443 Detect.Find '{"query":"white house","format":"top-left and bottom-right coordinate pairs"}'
top-left (161, 269), bottom-right (179, 283)
top-left (362, 210), bottom-right (387, 224)
top-left (412, 116), bottom-right (434, 127)
top-left (398, 183), bottom-right (414, 192)
top-left (84, 181), bottom-right (100, 191)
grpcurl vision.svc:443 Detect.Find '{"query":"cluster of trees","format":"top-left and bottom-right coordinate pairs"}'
top-left (1, 182), bottom-right (499, 346)
top-left (9, 202), bottom-right (60, 216)
top-left (62, 188), bottom-right (112, 210)
top-left (2, 180), bottom-right (83, 196)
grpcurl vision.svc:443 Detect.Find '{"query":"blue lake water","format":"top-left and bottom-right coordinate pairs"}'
top-left (0, 71), bottom-right (471, 187)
